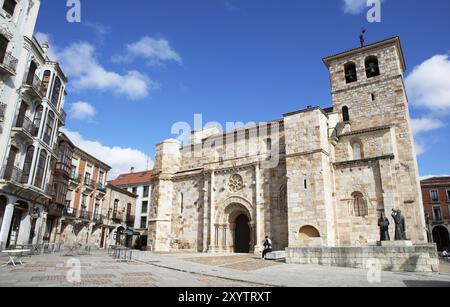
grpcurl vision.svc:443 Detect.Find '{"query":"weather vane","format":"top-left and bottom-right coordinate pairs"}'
top-left (360, 28), bottom-right (367, 47)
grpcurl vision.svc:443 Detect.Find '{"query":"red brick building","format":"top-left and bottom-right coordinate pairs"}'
top-left (421, 177), bottom-right (450, 251)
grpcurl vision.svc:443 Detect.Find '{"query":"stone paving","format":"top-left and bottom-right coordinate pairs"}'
top-left (1, 250), bottom-right (450, 287)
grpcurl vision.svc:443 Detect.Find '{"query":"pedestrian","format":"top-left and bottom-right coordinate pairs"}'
top-left (262, 236), bottom-right (273, 259)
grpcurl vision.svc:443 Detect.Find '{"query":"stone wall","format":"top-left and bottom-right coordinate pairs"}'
top-left (286, 245), bottom-right (439, 273)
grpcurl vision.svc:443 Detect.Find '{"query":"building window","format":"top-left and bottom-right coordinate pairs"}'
top-left (22, 146), bottom-right (35, 184)
top-left (2, 0), bottom-right (17, 16)
top-left (143, 185), bottom-right (149, 198)
top-left (433, 206), bottom-right (443, 221)
top-left (113, 199), bottom-right (119, 214)
top-left (352, 192), bottom-right (368, 217)
top-left (50, 77), bottom-right (62, 107)
top-left (430, 190), bottom-right (439, 202)
top-left (141, 201), bottom-right (148, 214)
top-left (132, 187), bottom-right (137, 195)
top-left (447, 189), bottom-right (450, 201)
top-left (342, 106), bottom-right (350, 122)
top-left (344, 62), bottom-right (357, 83)
top-left (365, 56), bottom-right (380, 78)
top-left (34, 150), bottom-right (48, 189)
top-left (43, 111), bottom-right (55, 145)
top-left (98, 171), bottom-right (104, 185)
top-left (140, 217), bottom-right (147, 229)
top-left (42, 70), bottom-right (51, 94)
top-left (33, 105), bottom-right (43, 136)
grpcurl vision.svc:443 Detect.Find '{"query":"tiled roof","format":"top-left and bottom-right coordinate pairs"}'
top-left (421, 176), bottom-right (450, 185)
top-left (109, 170), bottom-right (154, 187)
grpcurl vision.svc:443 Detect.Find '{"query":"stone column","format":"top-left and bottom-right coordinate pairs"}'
top-left (254, 163), bottom-right (263, 252)
top-left (208, 171), bottom-right (216, 252)
top-left (202, 176), bottom-right (209, 252)
top-left (0, 197), bottom-right (16, 249)
top-left (222, 225), bottom-right (228, 251)
top-left (17, 211), bottom-right (31, 245)
top-left (229, 222), bottom-right (235, 252)
top-left (249, 221), bottom-right (256, 253)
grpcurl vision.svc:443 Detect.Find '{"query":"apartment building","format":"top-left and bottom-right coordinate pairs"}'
top-left (421, 177), bottom-right (450, 252)
top-left (109, 168), bottom-right (153, 249)
top-left (0, 0), bottom-right (70, 250)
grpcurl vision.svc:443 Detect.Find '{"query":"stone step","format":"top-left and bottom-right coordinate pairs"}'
top-left (265, 251), bottom-right (286, 260)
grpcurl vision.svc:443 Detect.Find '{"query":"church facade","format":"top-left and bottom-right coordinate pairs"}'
top-left (147, 37), bottom-right (427, 253)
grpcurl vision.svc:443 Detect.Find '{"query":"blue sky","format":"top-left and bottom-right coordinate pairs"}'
top-left (34, 0), bottom-right (450, 178)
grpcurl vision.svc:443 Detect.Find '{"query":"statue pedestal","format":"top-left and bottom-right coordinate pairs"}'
top-left (378, 241), bottom-right (413, 247)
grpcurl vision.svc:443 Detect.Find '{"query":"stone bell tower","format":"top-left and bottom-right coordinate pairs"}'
top-left (323, 37), bottom-right (427, 243)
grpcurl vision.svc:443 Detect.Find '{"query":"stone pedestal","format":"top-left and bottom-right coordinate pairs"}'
top-left (379, 240), bottom-right (413, 247)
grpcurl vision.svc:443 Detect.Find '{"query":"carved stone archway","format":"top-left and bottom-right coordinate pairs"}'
top-left (213, 197), bottom-right (255, 253)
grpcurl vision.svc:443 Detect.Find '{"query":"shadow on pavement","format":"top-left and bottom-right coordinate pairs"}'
top-left (403, 280), bottom-right (450, 287)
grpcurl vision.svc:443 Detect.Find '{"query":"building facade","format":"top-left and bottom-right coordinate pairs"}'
top-left (421, 177), bottom-right (450, 252)
top-left (147, 37), bottom-right (427, 253)
top-left (103, 184), bottom-right (137, 248)
top-left (109, 169), bottom-right (153, 249)
top-left (58, 146), bottom-right (111, 246)
top-left (0, 0), bottom-right (70, 250)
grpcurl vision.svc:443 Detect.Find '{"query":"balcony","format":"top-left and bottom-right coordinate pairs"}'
top-left (84, 178), bottom-right (96, 191)
top-left (0, 102), bottom-right (6, 121)
top-left (12, 116), bottom-right (39, 139)
top-left (23, 74), bottom-right (45, 99)
top-left (112, 211), bottom-right (123, 221)
top-left (79, 209), bottom-right (92, 221)
top-left (1, 166), bottom-right (26, 184)
top-left (63, 207), bottom-right (78, 219)
top-left (93, 213), bottom-right (104, 224)
top-left (96, 183), bottom-right (107, 194)
top-left (0, 52), bottom-right (18, 76)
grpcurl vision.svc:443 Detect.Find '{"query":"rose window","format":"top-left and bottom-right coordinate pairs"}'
top-left (228, 174), bottom-right (244, 192)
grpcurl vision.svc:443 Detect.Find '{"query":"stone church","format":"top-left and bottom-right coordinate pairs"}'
top-left (147, 37), bottom-right (427, 253)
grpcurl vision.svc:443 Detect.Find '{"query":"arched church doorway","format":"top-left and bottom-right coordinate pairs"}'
top-left (234, 214), bottom-right (250, 253)
top-left (433, 226), bottom-right (450, 252)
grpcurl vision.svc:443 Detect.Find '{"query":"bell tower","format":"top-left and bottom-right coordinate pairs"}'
top-left (323, 37), bottom-right (427, 243)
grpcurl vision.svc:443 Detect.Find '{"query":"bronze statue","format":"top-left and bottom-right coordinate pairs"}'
top-left (378, 212), bottom-right (390, 241)
top-left (391, 209), bottom-right (407, 240)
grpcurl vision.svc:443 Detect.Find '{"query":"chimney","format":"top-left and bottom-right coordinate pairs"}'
top-left (130, 167), bottom-right (135, 173)
top-left (42, 42), bottom-right (49, 55)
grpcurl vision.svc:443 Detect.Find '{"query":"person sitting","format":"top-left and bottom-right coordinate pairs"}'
top-left (443, 250), bottom-right (449, 259)
top-left (262, 236), bottom-right (273, 259)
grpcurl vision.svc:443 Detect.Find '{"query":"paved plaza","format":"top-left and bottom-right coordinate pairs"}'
top-left (0, 250), bottom-right (450, 287)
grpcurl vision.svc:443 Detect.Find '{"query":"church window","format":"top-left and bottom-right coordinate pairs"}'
top-left (344, 62), bottom-right (357, 83)
top-left (365, 56), bottom-right (380, 78)
top-left (342, 106), bottom-right (350, 122)
top-left (352, 192), bottom-right (368, 217)
top-left (228, 174), bottom-right (244, 193)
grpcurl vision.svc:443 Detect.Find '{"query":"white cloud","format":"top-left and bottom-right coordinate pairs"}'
top-left (112, 36), bottom-right (182, 67)
top-left (343, 0), bottom-right (369, 14)
top-left (57, 42), bottom-right (157, 100)
top-left (414, 138), bottom-right (426, 156)
top-left (406, 54), bottom-right (450, 112)
top-left (62, 129), bottom-right (154, 180)
top-left (34, 33), bottom-right (157, 100)
top-left (69, 101), bottom-right (96, 120)
top-left (410, 117), bottom-right (445, 134)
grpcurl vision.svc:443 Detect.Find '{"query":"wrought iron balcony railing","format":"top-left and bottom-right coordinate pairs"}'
top-left (0, 52), bottom-right (18, 74)
top-left (16, 116), bottom-right (39, 137)
top-left (93, 213), bottom-right (104, 224)
top-left (70, 171), bottom-right (81, 182)
top-left (24, 73), bottom-right (45, 97)
top-left (63, 207), bottom-right (78, 218)
top-left (84, 178), bottom-right (96, 189)
top-left (0, 102), bottom-right (6, 121)
top-left (79, 209), bottom-right (92, 220)
top-left (96, 183), bottom-right (106, 192)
